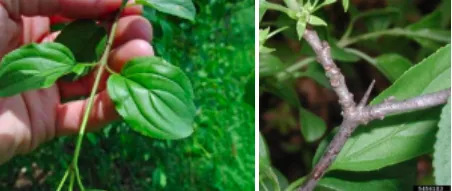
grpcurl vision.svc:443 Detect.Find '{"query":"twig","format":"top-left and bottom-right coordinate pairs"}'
top-left (343, 48), bottom-right (376, 66)
top-left (56, 5), bottom-right (125, 191)
top-left (298, 28), bottom-right (451, 191)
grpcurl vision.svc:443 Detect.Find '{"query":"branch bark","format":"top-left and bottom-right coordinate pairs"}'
top-left (298, 28), bottom-right (451, 191)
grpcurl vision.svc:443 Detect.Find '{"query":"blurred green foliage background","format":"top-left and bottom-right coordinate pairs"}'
top-left (0, 0), bottom-right (255, 190)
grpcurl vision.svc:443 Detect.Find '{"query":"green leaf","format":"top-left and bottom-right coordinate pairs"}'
top-left (440, 0), bottom-right (451, 28)
top-left (260, 28), bottom-right (276, 54)
top-left (303, 62), bottom-right (331, 89)
top-left (375, 54), bottom-right (412, 82)
top-left (363, 10), bottom-right (398, 32)
top-left (296, 20), bottom-right (307, 40)
top-left (233, 6), bottom-right (255, 32)
top-left (318, 160), bottom-right (416, 191)
top-left (343, 7), bottom-right (399, 38)
top-left (284, 0), bottom-right (300, 11)
top-left (342, 0), bottom-right (349, 12)
top-left (407, 10), bottom-right (451, 50)
top-left (264, 79), bottom-right (300, 108)
top-left (259, 133), bottom-right (271, 169)
top-left (433, 98), bottom-right (451, 185)
top-left (259, 0), bottom-right (267, 22)
top-left (260, 134), bottom-right (286, 191)
top-left (308, 15), bottom-right (327, 26)
top-left (407, 10), bottom-right (442, 30)
top-left (260, 167), bottom-right (289, 191)
top-left (136, 0), bottom-right (196, 21)
top-left (60, 63), bottom-right (94, 81)
top-left (330, 44), bottom-right (451, 171)
top-left (318, 0), bottom-right (336, 8)
top-left (95, 36), bottom-right (108, 59)
top-left (55, 20), bottom-right (106, 81)
top-left (312, 127), bottom-right (337, 167)
top-left (243, 75), bottom-right (255, 107)
top-left (365, 17), bottom-right (391, 33)
top-left (260, 54), bottom-right (284, 77)
top-left (55, 19), bottom-right (106, 62)
top-left (329, 41), bottom-right (360, 62)
top-left (152, 167), bottom-right (167, 188)
top-left (107, 57), bottom-right (196, 139)
top-left (300, 108), bottom-right (327, 142)
top-left (0, 43), bottom-right (76, 97)
top-left (262, 1), bottom-right (293, 16)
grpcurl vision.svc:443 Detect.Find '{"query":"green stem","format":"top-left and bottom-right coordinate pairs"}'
top-left (284, 176), bottom-right (306, 191)
top-left (338, 28), bottom-right (450, 47)
top-left (74, 166), bottom-right (84, 189)
top-left (276, 57), bottom-right (316, 81)
top-left (262, 1), bottom-right (295, 15)
top-left (339, 8), bottom-right (400, 42)
top-left (344, 48), bottom-right (376, 65)
top-left (72, 5), bottom-right (121, 163)
top-left (56, 167), bottom-right (70, 191)
top-left (69, 172), bottom-right (75, 191)
top-left (106, 65), bottom-right (119, 75)
top-left (78, 63), bottom-right (98, 67)
top-left (267, 26), bottom-right (289, 39)
top-left (57, 5), bottom-right (124, 191)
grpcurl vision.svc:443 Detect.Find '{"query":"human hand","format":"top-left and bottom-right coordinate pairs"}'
top-left (0, 0), bottom-right (154, 164)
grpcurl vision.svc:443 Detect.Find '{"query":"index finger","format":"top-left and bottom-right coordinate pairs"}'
top-left (0, 0), bottom-right (123, 20)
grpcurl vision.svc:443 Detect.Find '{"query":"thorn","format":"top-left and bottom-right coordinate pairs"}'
top-left (358, 80), bottom-right (376, 108)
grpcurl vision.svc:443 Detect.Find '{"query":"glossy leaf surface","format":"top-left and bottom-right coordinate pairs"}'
top-left (0, 43), bottom-right (75, 97)
top-left (107, 57), bottom-right (196, 139)
top-left (375, 54), bottom-right (412, 82)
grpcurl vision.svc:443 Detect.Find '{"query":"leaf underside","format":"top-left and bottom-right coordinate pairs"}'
top-left (433, 98), bottom-right (451, 185)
